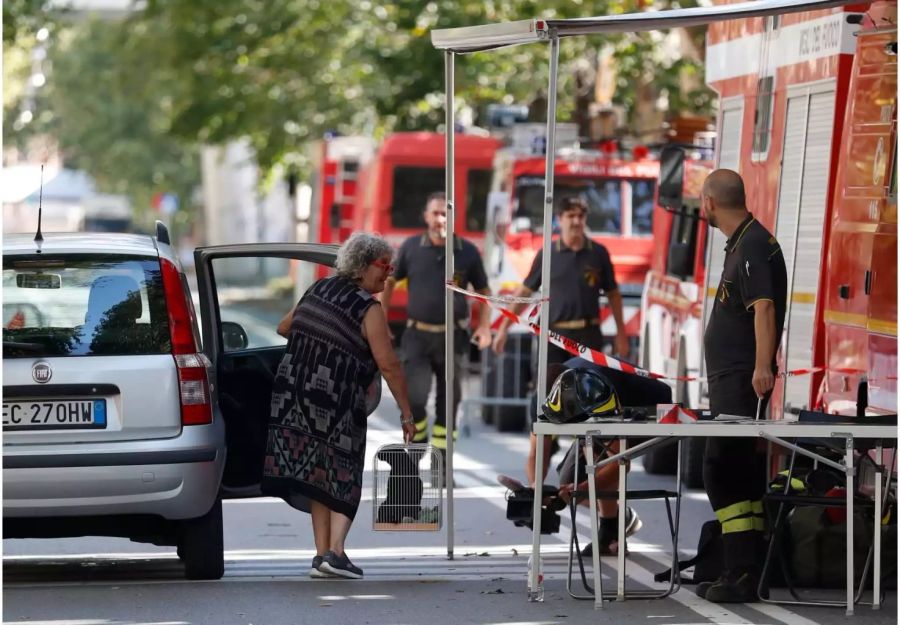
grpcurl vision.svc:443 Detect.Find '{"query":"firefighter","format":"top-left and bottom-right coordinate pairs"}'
top-left (492, 195), bottom-right (630, 366)
top-left (698, 169), bottom-right (787, 603)
top-left (381, 191), bottom-right (493, 455)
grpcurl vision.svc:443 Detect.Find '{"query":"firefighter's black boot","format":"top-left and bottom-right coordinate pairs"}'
top-left (704, 568), bottom-right (760, 603)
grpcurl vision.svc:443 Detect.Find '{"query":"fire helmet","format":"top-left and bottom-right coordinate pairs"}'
top-left (542, 368), bottom-right (621, 424)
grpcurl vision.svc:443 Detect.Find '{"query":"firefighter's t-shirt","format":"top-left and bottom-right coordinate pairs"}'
top-left (393, 233), bottom-right (489, 325)
top-left (523, 238), bottom-right (618, 324)
top-left (703, 214), bottom-right (787, 378)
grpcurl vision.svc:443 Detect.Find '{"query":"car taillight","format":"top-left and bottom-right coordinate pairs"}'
top-left (161, 259), bottom-right (213, 426)
top-left (176, 353), bottom-right (213, 425)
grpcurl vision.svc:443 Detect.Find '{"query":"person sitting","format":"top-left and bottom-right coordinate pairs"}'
top-left (502, 357), bottom-right (672, 556)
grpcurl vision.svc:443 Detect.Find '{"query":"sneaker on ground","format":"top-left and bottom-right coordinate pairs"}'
top-left (309, 555), bottom-right (334, 579)
top-left (320, 550), bottom-right (364, 580)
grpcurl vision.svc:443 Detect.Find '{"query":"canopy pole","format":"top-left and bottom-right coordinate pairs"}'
top-left (444, 49), bottom-right (456, 561)
top-left (529, 31), bottom-right (559, 599)
top-left (536, 32), bottom-right (559, 423)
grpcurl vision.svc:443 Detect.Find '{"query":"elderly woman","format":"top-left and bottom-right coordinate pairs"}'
top-left (262, 232), bottom-right (415, 580)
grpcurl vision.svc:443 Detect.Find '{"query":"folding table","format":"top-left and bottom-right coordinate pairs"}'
top-left (530, 417), bottom-right (897, 613)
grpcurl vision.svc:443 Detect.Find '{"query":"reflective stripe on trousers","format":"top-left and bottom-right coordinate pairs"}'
top-left (716, 499), bottom-right (765, 534)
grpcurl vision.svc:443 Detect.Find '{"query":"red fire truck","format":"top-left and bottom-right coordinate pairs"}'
top-left (481, 124), bottom-right (660, 430)
top-left (308, 135), bottom-right (376, 281)
top-left (351, 131), bottom-right (501, 330)
top-left (640, 0), bottom-right (896, 482)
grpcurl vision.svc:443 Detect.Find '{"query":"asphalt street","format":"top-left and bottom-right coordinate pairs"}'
top-left (3, 378), bottom-right (896, 625)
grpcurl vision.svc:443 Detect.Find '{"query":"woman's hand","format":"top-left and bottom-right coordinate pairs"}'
top-left (401, 415), bottom-right (416, 444)
top-left (557, 483), bottom-right (576, 505)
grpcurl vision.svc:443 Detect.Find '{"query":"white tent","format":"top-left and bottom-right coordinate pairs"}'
top-left (429, 0), bottom-right (861, 574)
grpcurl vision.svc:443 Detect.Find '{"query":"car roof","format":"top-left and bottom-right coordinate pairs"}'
top-left (3, 232), bottom-right (161, 257)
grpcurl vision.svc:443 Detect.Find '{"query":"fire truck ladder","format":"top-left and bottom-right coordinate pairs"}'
top-left (334, 157), bottom-right (360, 206)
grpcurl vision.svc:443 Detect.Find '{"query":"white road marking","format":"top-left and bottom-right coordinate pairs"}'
top-left (4, 406), bottom-right (860, 625)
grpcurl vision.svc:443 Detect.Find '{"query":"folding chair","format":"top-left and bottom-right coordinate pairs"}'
top-left (758, 410), bottom-right (897, 609)
top-left (564, 436), bottom-right (684, 601)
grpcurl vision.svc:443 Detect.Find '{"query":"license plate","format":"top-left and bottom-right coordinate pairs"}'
top-left (2, 399), bottom-right (107, 430)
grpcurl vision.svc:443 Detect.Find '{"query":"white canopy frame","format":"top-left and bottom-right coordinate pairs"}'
top-left (433, 0), bottom-right (861, 568)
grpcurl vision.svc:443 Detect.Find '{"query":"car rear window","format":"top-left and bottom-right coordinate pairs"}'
top-left (3, 254), bottom-right (171, 358)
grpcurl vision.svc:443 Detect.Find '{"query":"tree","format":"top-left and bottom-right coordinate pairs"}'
top-left (5, 0), bottom-right (715, 202)
top-left (44, 18), bottom-right (200, 233)
top-left (3, 0), bottom-right (52, 45)
top-left (134, 0), bottom-right (714, 173)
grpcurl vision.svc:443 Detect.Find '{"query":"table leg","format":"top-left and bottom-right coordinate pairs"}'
top-left (617, 437), bottom-right (627, 601)
top-left (874, 442), bottom-right (883, 610)
top-left (585, 435), bottom-right (603, 609)
top-left (845, 435), bottom-right (854, 616)
top-left (530, 432), bottom-right (545, 601)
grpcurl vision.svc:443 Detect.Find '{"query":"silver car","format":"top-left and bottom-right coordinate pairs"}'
top-left (3, 226), bottom-right (338, 580)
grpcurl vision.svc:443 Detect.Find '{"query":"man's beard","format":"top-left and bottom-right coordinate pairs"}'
top-left (706, 214), bottom-right (717, 229)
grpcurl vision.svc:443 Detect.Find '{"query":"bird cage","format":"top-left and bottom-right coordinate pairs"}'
top-left (372, 443), bottom-right (443, 531)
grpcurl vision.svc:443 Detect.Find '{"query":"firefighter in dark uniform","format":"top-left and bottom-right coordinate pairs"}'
top-left (492, 195), bottom-right (633, 552)
top-left (492, 195), bottom-right (630, 363)
top-left (381, 192), bottom-right (493, 454)
top-left (698, 169), bottom-right (787, 603)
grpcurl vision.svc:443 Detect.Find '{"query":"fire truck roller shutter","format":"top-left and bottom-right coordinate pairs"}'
top-left (775, 83), bottom-right (836, 414)
top-left (704, 100), bottom-right (744, 353)
top-left (679, 99), bottom-right (743, 484)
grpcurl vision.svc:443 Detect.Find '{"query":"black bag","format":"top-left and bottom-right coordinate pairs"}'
top-left (655, 519), bottom-right (724, 584)
top-left (506, 484), bottom-right (562, 534)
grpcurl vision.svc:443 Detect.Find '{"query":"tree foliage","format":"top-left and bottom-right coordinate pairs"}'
top-left (44, 19), bottom-right (200, 231)
top-left (5, 0), bottom-right (715, 212)
top-left (3, 0), bottom-right (51, 44)
top-left (133, 0), bottom-right (714, 172)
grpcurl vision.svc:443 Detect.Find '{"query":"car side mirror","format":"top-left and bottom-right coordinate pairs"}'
top-left (667, 241), bottom-right (693, 279)
top-left (222, 321), bottom-right (249, 351)
top-left (658, 146), bottom-right (685, 210)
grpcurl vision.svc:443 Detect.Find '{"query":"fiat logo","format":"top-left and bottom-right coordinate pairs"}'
top-left (32, 361), bottom-right (52, 384)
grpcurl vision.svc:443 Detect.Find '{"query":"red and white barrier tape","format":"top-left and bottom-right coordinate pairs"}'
top-left (446, 283), bottom-right (547, 306)
top-left (448, 283), bottom-right (895, 383)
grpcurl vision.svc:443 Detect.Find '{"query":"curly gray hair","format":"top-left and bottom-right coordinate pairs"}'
top-left (335, 232), bottom-right (394, 280)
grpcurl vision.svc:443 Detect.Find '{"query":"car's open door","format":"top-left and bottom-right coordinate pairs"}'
top-left (193, 243), bottom-right (339, 496)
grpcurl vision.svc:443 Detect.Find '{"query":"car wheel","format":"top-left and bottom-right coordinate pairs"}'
top-left (495, 405), bottom-right (526, 432)
top-left (179, 497), bottom-right (224, 580)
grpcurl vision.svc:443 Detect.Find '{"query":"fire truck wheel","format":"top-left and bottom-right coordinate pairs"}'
top-left (680, 437), bottom-right (706, 489)
top-left (642, 443), bottom-right (677, 475)
top-left (496, 405), bottom-right (526, 432)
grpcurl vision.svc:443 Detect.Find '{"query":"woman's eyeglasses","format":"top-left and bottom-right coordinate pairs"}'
top-left (373, 259), bottom-right (395, 275)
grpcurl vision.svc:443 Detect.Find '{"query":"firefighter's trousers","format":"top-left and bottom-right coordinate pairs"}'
top-left (401, 327), bottom-right (464, 451)
top-left (704, 371), bottom-right (769, 572)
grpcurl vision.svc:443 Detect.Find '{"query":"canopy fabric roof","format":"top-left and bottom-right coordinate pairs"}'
top-left (431, 0), bottom-right (860, 53)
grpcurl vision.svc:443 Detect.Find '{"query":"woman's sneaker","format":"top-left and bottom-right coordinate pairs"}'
top-left (309, 555), bottom-right (334, 579)
top-left (320, 550), bottom-right (364, 579)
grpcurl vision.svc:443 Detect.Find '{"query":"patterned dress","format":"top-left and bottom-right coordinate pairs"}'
top-left (262, 276), bottom-right (377, 520)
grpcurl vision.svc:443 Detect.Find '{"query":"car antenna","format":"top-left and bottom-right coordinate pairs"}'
top-left (34, 163), bottom-right (45, 251)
